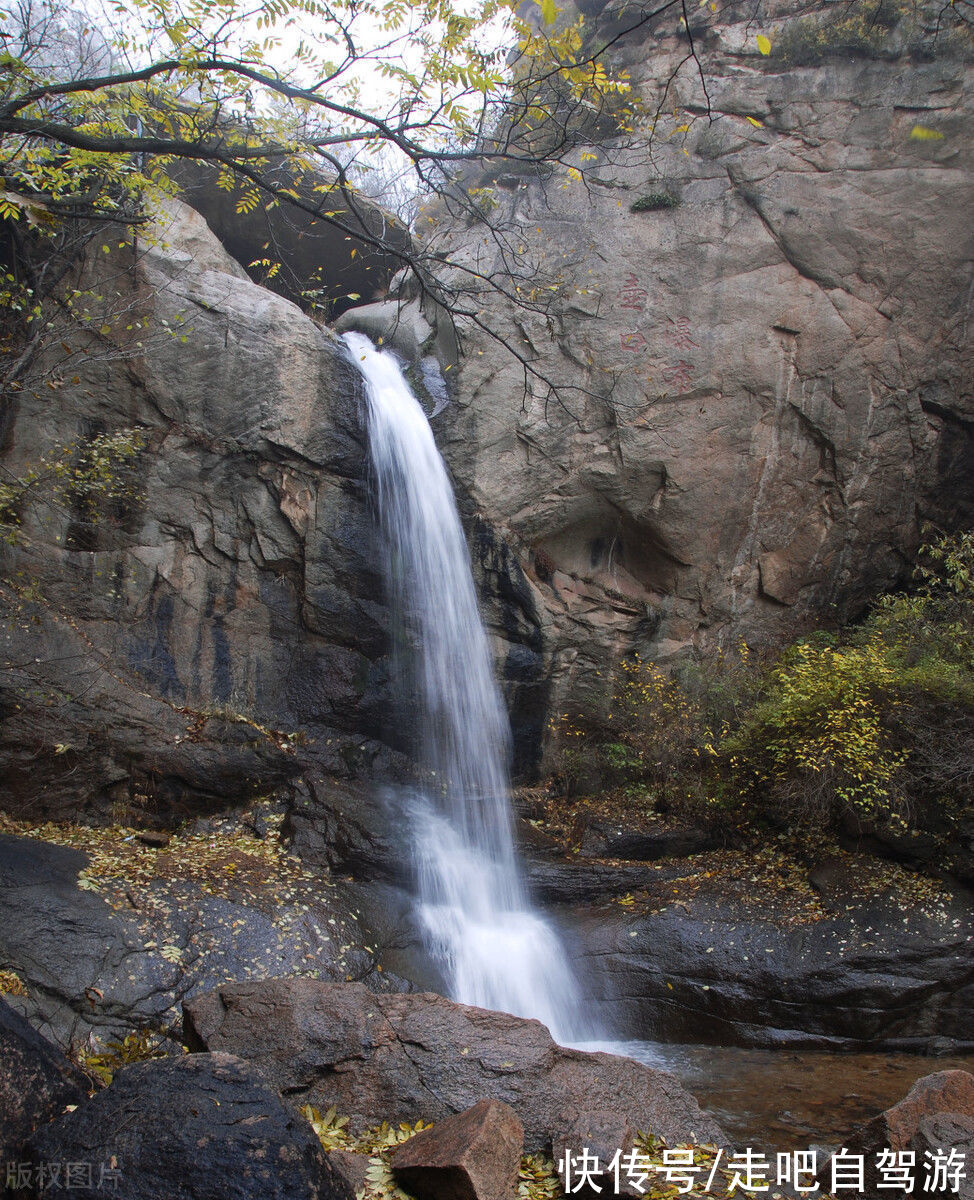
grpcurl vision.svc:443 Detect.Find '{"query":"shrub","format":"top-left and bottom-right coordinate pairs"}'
top-left (723, 530), bottom-right (974, 853)
top-left (630, 192), bottom-right (679, 213)
top-left (545, 531), bottom-right (973, 868)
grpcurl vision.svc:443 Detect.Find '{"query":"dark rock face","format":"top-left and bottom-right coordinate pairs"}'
top-left (573, 873), bottom-right (974, 1050)
top-left (0, 997), bottom-right (87, 1158)
top-left (27, 1051), bottom-right (351, 1200)
top-left (0, 831), bottom-right (383, 1048)
top-left (391, 1099), bottom-right (524, 1200)
top-left (182, 977), bottom-right (726, 1151)
top-left (283, 775), bottom-right (404, 882)
top-left (172, 162), bottom-right (410, 318)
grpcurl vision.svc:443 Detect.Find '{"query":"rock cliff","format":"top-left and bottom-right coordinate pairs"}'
top-left (1, 0), bottom-right (971, 808)
top-left (417, 0), bottom-right (974, 727)
top-left (0, 201), bottom-right (397, 814)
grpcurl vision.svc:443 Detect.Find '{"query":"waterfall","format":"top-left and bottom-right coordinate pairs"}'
top-left (344, 331), bottom-right (587, 1044)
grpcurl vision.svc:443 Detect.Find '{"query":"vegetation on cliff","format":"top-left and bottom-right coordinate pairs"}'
top-left (549, 531), bottom-right (974, 876)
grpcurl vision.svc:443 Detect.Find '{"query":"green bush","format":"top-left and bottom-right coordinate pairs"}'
top-left (630, 192), bottom-right (679, 213)
top-left (546, 532), bottom-right (973, 867)
top-left (723, 531), bottom-right (974, 854)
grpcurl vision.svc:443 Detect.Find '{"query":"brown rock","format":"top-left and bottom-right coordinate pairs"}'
top-left (873, 1071), bottom-right (974, 1151)
top-left (391, 1099), bottom-right (523, 1200)
top-left (327, 1148), bottom-right (372, 1196)
top-left (183, 978), bottom-right (725, 1152)
top-left (136, 831), bottom-right (171, 848)
top-left (911, 1114), bottom-right (974, 1200)
top-left (820, 1070), bottom-right (974, 1197)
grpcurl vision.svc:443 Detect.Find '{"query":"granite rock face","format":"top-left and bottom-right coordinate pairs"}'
top-left (416, 0), bottom-right (974, 731)
top-left (0, 199), bottom-right (399, 816)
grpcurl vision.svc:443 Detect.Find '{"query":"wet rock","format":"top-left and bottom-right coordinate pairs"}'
top-left (574, 873), bottom-right (974, 1050)
top-left (27, 1051), bottom-right (351, 1200)
top-left (0, 832), bottom-right (383, 1048)
top-left (0, 997), bottom-right (88, 1158)
top-left (283, 775), bottom-right (404, 882)
top-left (526, 858), bottom-right (683, 905)
top-left (183, 977), bottom-right (725, 1151)
top-left (600, 826), bottom-right (721, 862)
top-left (391, 1099), bottom-right (523, 1200)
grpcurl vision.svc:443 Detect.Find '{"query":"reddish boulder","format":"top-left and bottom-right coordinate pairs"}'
top-left (183, 978), bottom-right (724, 1151)
top-left (391, 1099), bottom-right (523, 1200)
top-left (820, 1070), bottom-right (974, 1198)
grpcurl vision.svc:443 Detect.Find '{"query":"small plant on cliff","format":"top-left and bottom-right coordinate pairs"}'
top-left (630, 192), bottom-right (680, 213)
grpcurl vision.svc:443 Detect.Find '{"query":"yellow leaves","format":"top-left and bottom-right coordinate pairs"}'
top-left (235, 188), bottom-right (262, 214)
top-left (910, 125), bottom-right (945, 141)
top-left (0, 969), bottom-right (28, 997)
top-left (745, 116), bottom-right (764, 128)
top-left (756, 33), bottom-right (772, 55)
top-left (541, 0), bottom-right (558, 24)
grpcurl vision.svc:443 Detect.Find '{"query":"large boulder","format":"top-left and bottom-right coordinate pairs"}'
top-left (0, 996), bottom-right (87, 1158)
top-left (182, 977), bottom-right (725, 1151)
top-left (28, 1051), bottom-right (351, 1200)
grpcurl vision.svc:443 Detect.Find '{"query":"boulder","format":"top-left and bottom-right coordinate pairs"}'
top-left (183, 978), bottom-right (725, 1151)
top-left (326, 1149), bottom-right (372, 1196)
top-left (391, 1099), bottom-right (523, 1200)
top-left (911, 1114), bottom-right (974, 1200)
top-left (875, 1071), bottom-right (974, 1149)
top-left (819, 1070), bottom-right (974, 1198)
top-left (0, 997), bottom-right (87, 1158)
top-left (27, 1051), bottom-right (351, 1200)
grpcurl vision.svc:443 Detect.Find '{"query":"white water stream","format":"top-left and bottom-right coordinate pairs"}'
top-left (344, 331), bottom-right (587, 1044)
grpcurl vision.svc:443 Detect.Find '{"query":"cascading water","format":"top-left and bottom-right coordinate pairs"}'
top-left (344, 331), bottom-right (587, 1044)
